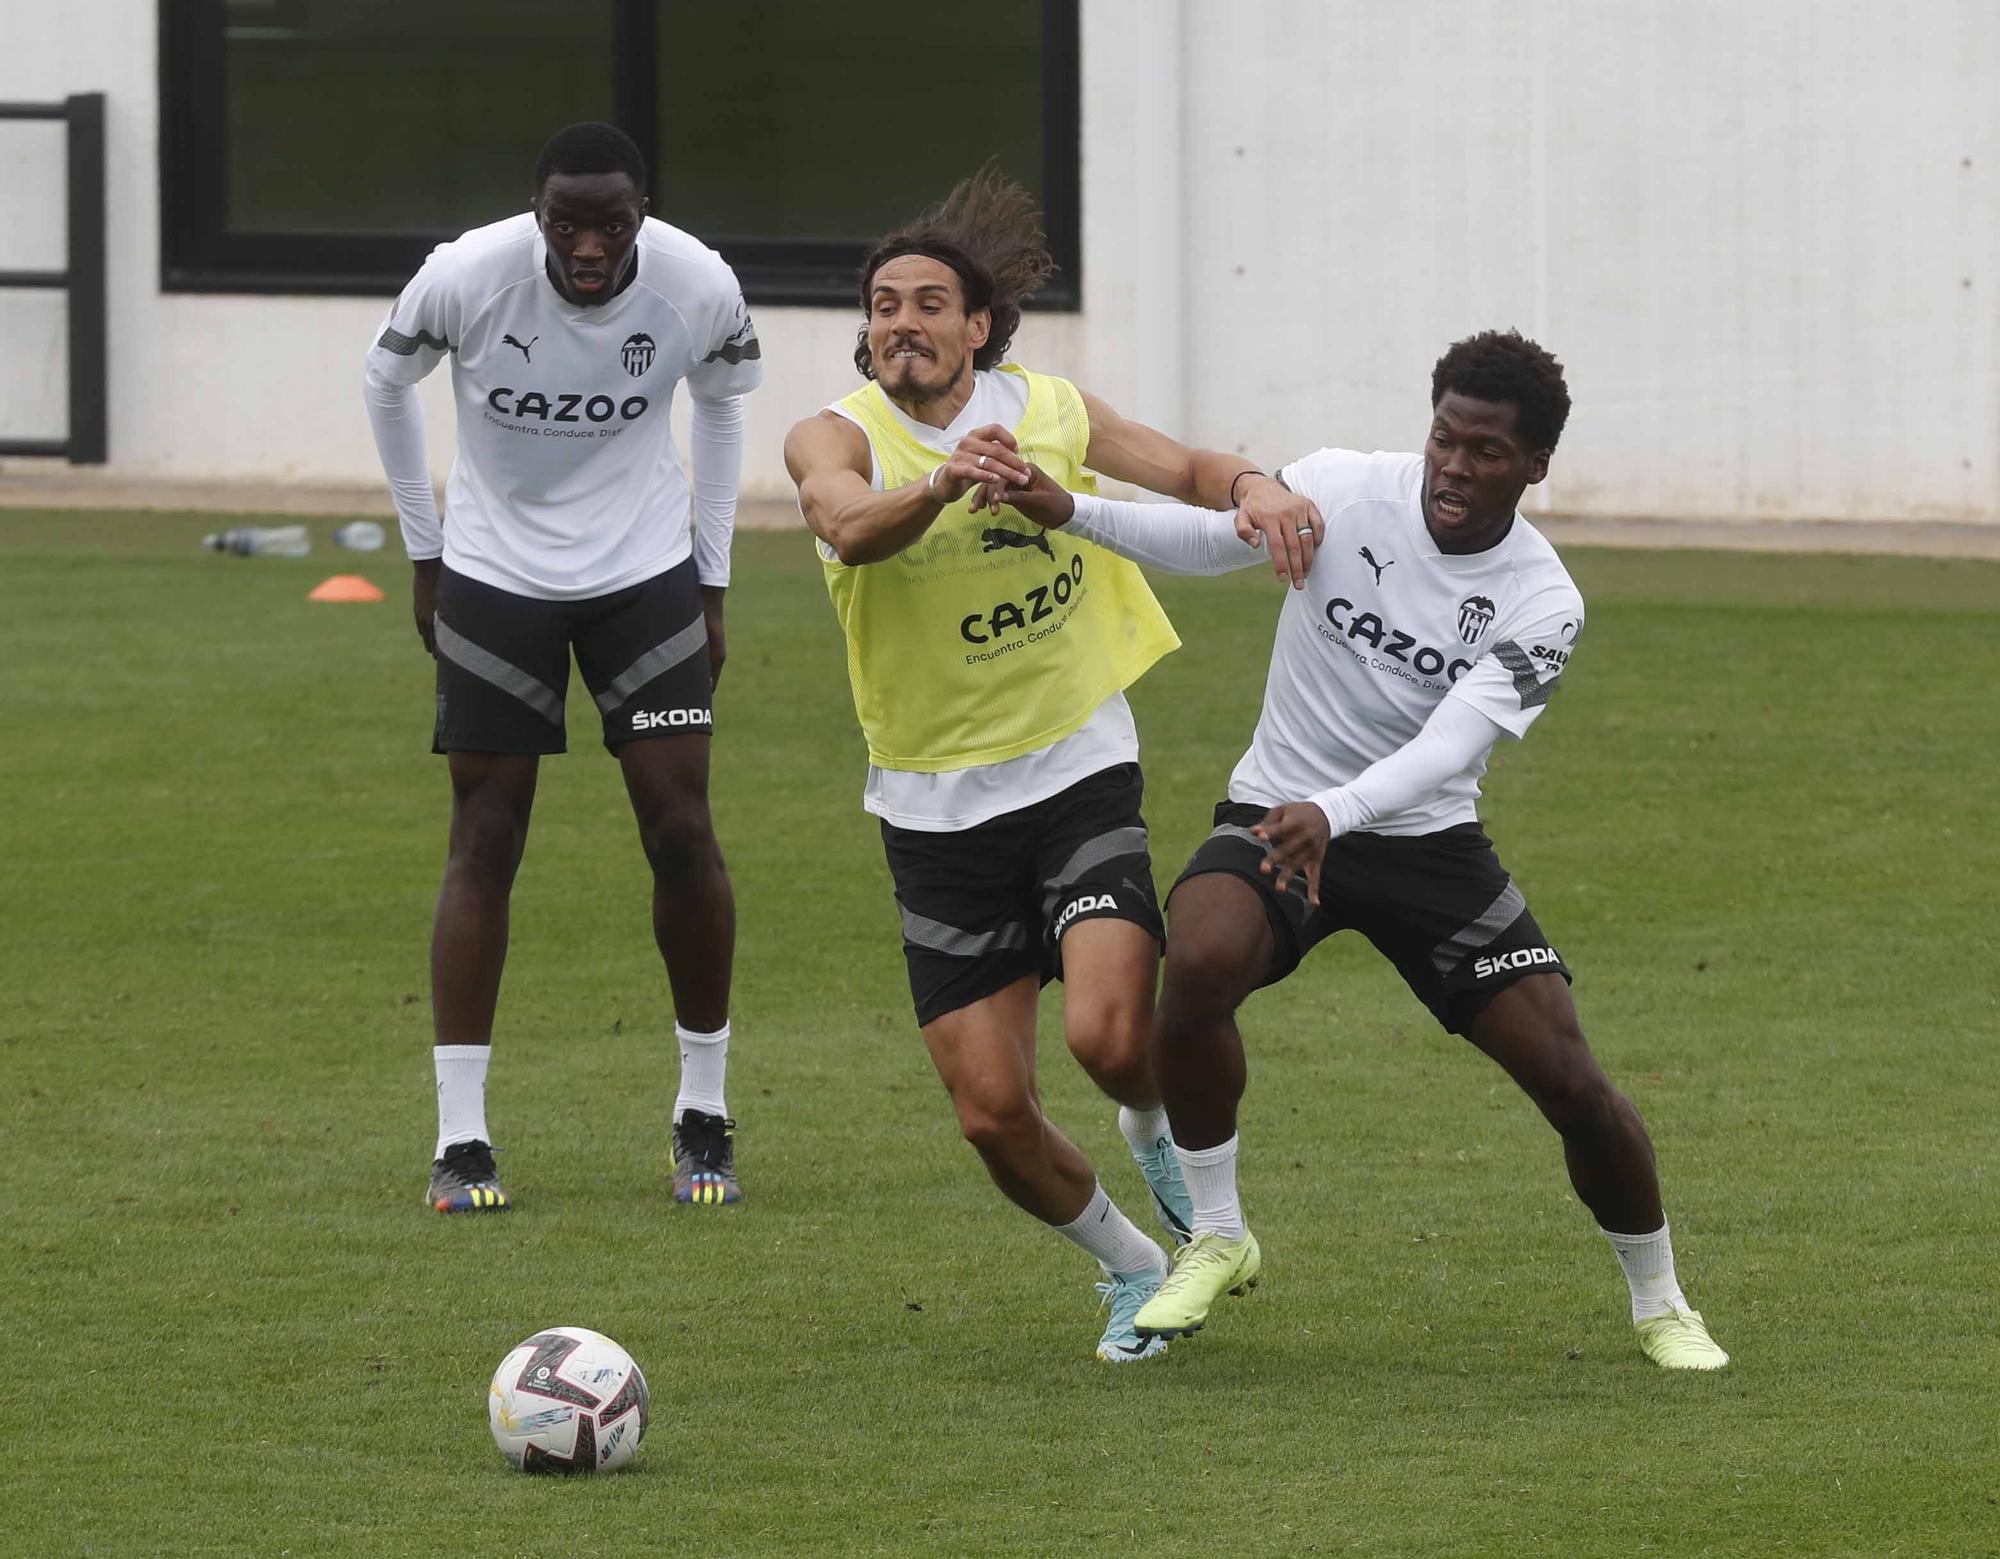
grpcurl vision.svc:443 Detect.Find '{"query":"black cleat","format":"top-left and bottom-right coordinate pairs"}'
top-left (672, 1111), bottom-right (743, 1205)
top-left (428, 1139), bottom-right (511, 1213)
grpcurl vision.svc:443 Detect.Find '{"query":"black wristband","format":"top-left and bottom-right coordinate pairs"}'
top-left (1228, 468), bottom-right (1263, 507)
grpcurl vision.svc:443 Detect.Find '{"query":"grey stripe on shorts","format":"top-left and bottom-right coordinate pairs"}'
top-left (434, 618), bottom-right (564, 726)
top-left (593, 617), bottom-right (709, 712)
top-left (1039, 824), bottom-right (1149, 920)
top-left (1430, 880), bottom-right (1527, 976)
top-left (898, 904), bottom-right (1029, 960)
top-left (1208, 820), bottom-right (1308, 900)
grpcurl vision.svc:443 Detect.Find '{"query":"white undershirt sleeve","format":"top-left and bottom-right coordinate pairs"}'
top-left (1308, 696), bottom-right (1506, 838)
top-left (688, 390), bottom-right (745, 588)
top-left (362, 364), bottom-right (443, 561)
top-left (1065, 493), bottom-right (1268, 575)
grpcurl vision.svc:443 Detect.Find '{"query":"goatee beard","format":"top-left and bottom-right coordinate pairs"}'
top-left (891, 372), bottom-right (952, 406)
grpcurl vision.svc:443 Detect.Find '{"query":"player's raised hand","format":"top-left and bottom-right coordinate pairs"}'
top-left (991, 461), bottom-right (1076, 530)
top-left (1252, 801), bottom-right (1333, 907)
top-left (930, 423), bottom-right (1034, 514)
top-left (1232, 475), bottom-right (1324, 589)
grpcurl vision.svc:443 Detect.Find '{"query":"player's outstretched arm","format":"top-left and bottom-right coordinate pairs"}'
top-left (784, 414), bottom-right (1026, 565)
top-left (994, 461), bottom-right (1294, 578)
top-left (1077, 390), bottom-right (1324, 588)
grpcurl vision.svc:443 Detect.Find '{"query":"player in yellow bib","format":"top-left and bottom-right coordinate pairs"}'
top-left (784, 172), bottom-right (1322, 1362)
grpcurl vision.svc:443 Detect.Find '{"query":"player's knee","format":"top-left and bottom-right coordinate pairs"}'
top-left (1536, 1055), bottom-right (1621, 1139)
top-left (635, 806), bottom-right (717, 880)
top-left (1160, 928), bottom-right (1258, 1022)
top-left (1064, 992), bottom-right (1150, 1080)
top-left (449, 807), bottom-right (529, 889)
top-left (954, 1091), bottom-right (1042, 1161)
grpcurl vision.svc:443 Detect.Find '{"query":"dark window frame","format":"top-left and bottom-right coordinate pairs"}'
top-left (158, 0), bottom-right (1081, 308)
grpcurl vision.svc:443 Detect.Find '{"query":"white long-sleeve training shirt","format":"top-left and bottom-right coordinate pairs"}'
top-left (1066, 448), bottom-right (1585, 837)
top-left (362, 211), bottom-right (762, 599)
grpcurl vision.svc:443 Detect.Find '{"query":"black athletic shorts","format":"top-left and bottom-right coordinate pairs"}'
top-left (1174, 804), bottom-right (1571, 1036)
top-left (881, 762), bottom-right (1165, 1028)
top-left (431, 560), bottom-right (712, 755)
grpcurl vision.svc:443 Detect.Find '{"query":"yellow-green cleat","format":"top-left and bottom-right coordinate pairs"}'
top-left (1133, 1229), bottom-right (1261, 1338)
top-left (1634, 1304), bottom-right (1730, 1370)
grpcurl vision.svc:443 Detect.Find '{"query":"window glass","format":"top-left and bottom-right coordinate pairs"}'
top-left (223, 0), bottom-right (616, 234)
top-left (651, 0), bottom-right (1047, 245)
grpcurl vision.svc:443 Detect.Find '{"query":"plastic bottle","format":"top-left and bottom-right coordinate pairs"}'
top-left (202, 524), bottom-right (311, 558)
top-left (333, 520), bottom-right (386, 552)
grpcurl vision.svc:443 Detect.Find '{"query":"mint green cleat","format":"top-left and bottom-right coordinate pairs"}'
top-left (1130, 1133), bottom-right (1194, 1246)
top-left (1133, 1229), bottom-right (1261, 1339)
top-left (1095, 1270), bottom-right (1169, 1363)
top-left (1635, 1304), bottom-right (1731, 1370)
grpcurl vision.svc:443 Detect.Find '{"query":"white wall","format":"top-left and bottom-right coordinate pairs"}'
top-left (3, 0), bottom-right (1995, 523)
top-left (1167, 0), bottom-right (2000, 523)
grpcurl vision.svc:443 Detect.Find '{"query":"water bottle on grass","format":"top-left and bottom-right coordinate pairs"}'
top-left (333, 521), bottom-right (386, 552)
top-left (203, 524), bottom-right (311, 558)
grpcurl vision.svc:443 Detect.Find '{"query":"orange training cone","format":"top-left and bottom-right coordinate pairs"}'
top-left (308, 574), bottom-right (386, 603)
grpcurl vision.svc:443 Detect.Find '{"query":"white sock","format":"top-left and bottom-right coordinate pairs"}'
top-left (1601, 1221), bottom-right (1688, 1322)
top-left (1177, 1135), bottom-right (1247, 1240)
top-left (1117, 1103), bottom-right (1171, 1156)
top-left (673, 1021), bottom-right (729, 1121)
top-left (1055, 1181), bottom-right (1169, 1280)
top-left (433, 1044), bottom-right (491, 1159)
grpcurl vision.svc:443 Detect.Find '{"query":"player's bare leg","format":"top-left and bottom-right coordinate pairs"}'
top-left (1133, 873), bottom-right (1274, 1337)
top-left (1466, 975), bottom-right (1660, 1232)
top-left (427, 752), bottom-right (538, 1212)
top-left (1057, 917), bottom-right (1159, 1108)
top-left (1469, 974), bottom-right (1728, 1368)
top-left (924, 975), bottom-right (1092, 1219)
top-left (1059, 917), bottom-right (1192, 1241)
top-left (923, 975), bottom-right (1170, 1360)
top-left (620, 733), bottom-right (733, 1030)
top-left (1154, 873), bottom-right (1273, 1149)
top-left (620, 733), bottom-right (742, 1203)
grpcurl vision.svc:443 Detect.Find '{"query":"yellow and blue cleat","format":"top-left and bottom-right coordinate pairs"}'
top-left (1635, 1304), bottom-right (1731, 1370)
top-left (427, 1139), bottom-right (511, 1214)
top-left (1133, 1229), bottom-right (1261, 1338)
top-left (672, 1110), bottom-right (743, 1206)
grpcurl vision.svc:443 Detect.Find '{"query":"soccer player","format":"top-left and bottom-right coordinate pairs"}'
top-left (363, 123), bottom-right (763, 1214)
top-left (782, 171), bottom-right (1322, 1362)
top-left (990, 330), bottom-right (1731, 1370)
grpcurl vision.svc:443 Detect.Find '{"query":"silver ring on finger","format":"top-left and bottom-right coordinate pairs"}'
top-left (1296, 524), bottom-right (1314, 536)
top-left (977, 453), bottom-right (989, 469)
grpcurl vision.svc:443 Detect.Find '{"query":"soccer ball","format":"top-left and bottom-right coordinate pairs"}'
top-left (487, 1326), bottom-right (650, 1474)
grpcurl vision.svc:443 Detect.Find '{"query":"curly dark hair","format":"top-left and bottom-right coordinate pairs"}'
top-left (535, 122), bottom-right (647, 193)
top-left (853, 167), bottom-right (1056, 379)
top-left (1430, 330), bottom-right (1571, 451)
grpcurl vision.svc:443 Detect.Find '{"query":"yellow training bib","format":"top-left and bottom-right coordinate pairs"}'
top-left (821, 366), bottom-right (1179, 771)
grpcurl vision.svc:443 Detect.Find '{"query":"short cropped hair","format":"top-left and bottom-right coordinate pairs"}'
top-left (1431, 330), bottom-right (1571, 452)
top-left (535, 122), bottom-right (648, 193)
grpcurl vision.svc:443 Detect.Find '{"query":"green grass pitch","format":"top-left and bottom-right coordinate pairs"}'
top-left (1, 513), bottom-right (1994, 1556)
